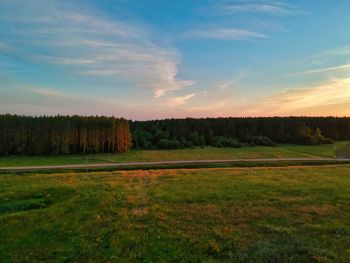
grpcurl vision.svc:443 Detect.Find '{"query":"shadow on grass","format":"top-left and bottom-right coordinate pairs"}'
top-left (0, 194), bottom-right (51, 215)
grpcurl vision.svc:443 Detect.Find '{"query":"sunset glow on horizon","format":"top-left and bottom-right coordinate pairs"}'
top-left (1, 0), bottom-right (350, 120)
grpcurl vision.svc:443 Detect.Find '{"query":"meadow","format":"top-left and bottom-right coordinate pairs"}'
top-left (0, 142), bottom-right (348, 167)
top-left (1, 165), bottom-right (350, 262)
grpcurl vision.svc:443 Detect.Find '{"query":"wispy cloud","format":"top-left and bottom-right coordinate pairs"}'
top-left (314, 46), bottom-right (350, 58)
top-left (244, 77), bottom-right (350, 116)
top-left (290, 63), bottom-right (350, 76)
top-left (0, 69), bottom-right (39, 74)
top-left (0, 84), bottom-right (146, 119)
top-left (188, 70), bottom-right (250, 114)
top-left (183, 69), bottom-right (350, 117)
top-left (186, 28), bottom-right (267, 40)
top-left (0, 1), bottom-right (192, 98)
top-left (190, 100), bottom-right (232, 112)
top-left (23, 87), bottom-right (66, 97)
top-left (162, 93), bottom-right (195, 107)
top-left (220, 1), bottom-right (304, 16)
top-left (221, 69), bottom-right (251, 87)
top-left (193, 1), bottom-right (300, 42)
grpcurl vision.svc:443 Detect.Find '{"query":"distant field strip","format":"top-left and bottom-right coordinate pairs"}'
top-left (0, 142), bottom-right (348, 168)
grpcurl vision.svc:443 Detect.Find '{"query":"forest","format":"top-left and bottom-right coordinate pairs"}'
top-left (0, 115), bottom-right (132, 155)
top-left (1, 115), bottom-right (350, 155)
top-left (131, 117), bottom-right (350, 149)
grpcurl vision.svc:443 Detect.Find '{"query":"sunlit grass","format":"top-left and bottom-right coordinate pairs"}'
top-left (0, 142), bottom-right (348, 167)
top-left (1, 165), bottom-right (350, 261)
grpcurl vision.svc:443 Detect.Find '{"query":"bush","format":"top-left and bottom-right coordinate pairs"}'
top-left (157, 139), bottom-right (181, 149)
top-left (249, 136), bottom-right (276, 147)
top-left (212, 141), bottom-right (223, 148)
top-left (213, 136), bottom-right (243, 148)
top-left (320, 138), bottom-right (334, 144)
top-left (294, 134), bottom-right (317, 145)
top-left (180, 137), bottom-right (194, 148)
top-left (295, 126), bottom-right (334, 146)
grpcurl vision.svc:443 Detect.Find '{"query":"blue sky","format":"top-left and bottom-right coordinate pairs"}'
top-left (1, 0), bottom-right (350, 120)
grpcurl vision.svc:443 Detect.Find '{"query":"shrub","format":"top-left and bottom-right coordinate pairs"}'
top-left (294, 134), bottom-right (317, 146)
top-left (212, 141), bottom-right (224, 148)
top-left (295, 126), bottom-right (334, 145)
top-left (320, 138), bottom-right (334, 144)
top-left (249, 136), bottom-right (276, 147)
top-left (213, 136), bottom-right (243, 148)
top-left (180, 137), bottom-right (194, 148)
top-left (157, 139), bottom-right (181, 149)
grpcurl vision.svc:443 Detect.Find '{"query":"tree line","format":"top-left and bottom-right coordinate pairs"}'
top-left (131, 117), bottom-right (350, 149)
top-left (1, 115), bottom-right (349, 155)
top-left (0, 115), bottom-right (132, 155)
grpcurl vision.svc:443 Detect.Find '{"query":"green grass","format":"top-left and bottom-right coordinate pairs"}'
top-left (0, 142), bottom-right (348, 167)
top-left (1, 166), bottom-right (350, 262)
top-left (335, 142), bottom-right (350, 158)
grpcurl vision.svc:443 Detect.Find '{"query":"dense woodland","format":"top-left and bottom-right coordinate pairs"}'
top-left (131, 117), bottom-right (350, 149)
top-left (0, 115), bottom-right (132, 155)
top-left (1, 115), bottom-right (350, 155)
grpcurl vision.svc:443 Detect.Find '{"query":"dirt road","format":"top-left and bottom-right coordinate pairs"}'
top-left (1, 158), bottom-right (350, 172)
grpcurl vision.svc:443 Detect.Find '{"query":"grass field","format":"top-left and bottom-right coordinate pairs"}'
top-left (1, 166), bottom-right (350, 262)
top-left (0, 142), bottom-right (348, 167)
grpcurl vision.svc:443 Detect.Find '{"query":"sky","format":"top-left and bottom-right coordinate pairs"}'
top-left (1, 0), bottom-right (350, 120)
